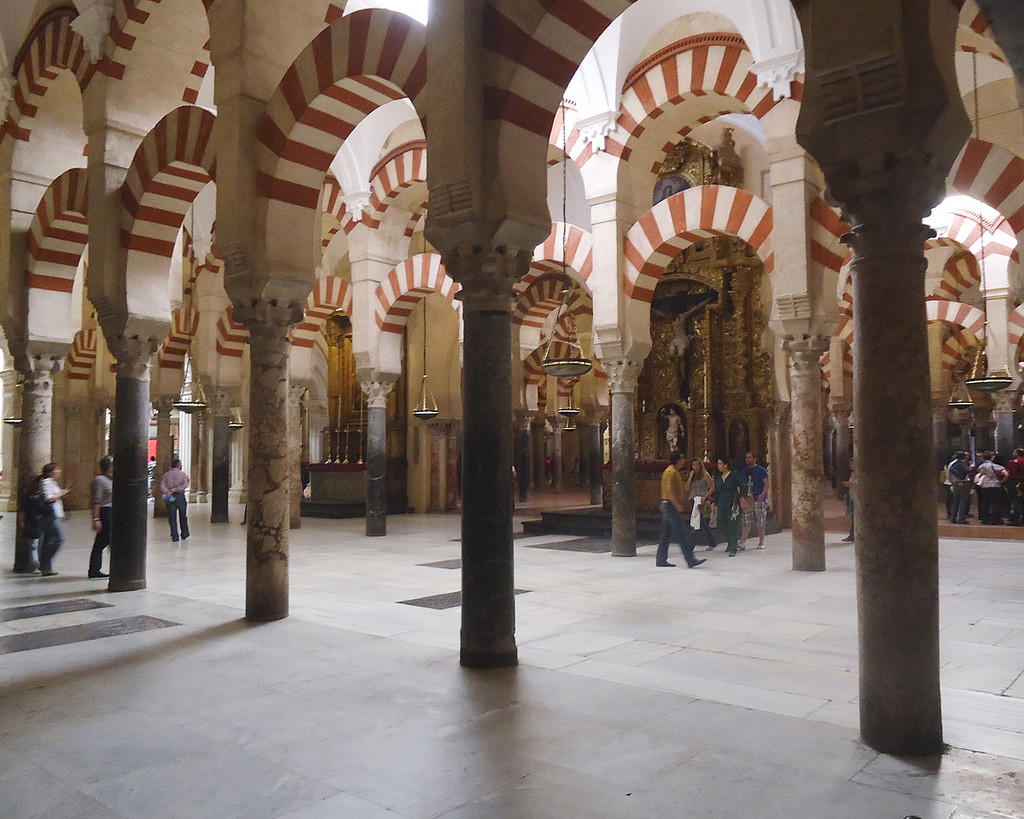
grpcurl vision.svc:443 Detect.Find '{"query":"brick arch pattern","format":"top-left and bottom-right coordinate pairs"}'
top-left (927, 300), bottom-right (986, 372)
top-left (374, 254), bottom-right (458, 335)
top-left (1008, 305), bottom-right (1024, 362)
top-left (809, 196), bottom-right (849, 276)
top-left (513, 275), bottom-right (591, 330)
top-left (121, 105), bottom-right (217, 259)
top-left (590, 34), bottom-right (797, 166)
top-left (292, 276), bottom-right (352, 349)
top-left (216, 305), bottom-right (249, 358)
top-left (256, 10), bottom-right (426, 277)
top-left (27, 168), bottom-right (89, 294)
top-left (932, 248), bottom-right (980, 301)
top-left (367, 140), bottom-right (426, 223)
top-left (517, 222), bottom-right (594, 296)
top-left (949, 137), bottom-right (1024, 238)
top-left (157, 306), bottom-right (200, 370)
top-left (320, 177), bottom-right (347, 248)
top-left (66, 328), bottom-right (99, 381)
top-left (624, 185), bottom-right (773, 305)
top-left (2, 7), bottom-right (96, 144)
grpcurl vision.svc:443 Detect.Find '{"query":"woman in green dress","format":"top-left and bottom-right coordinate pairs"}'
top-left (714, 455), bottom-right (747, 556)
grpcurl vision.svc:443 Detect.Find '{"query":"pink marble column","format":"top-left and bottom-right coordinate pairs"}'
top-left (785, 338), bottom-right (829, 572)
top-left (445, 423), bottom-right (459, 511)
top-left (768, 402), bottom-right (792, 528)
top-left (605, 360), bottom-right (642, 557)
top-left (239, 305), bottom-right (295, 621)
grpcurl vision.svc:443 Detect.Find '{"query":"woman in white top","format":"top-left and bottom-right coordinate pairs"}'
top-left (39, 462), bottom-right (69, 576)
top-left (689, 459), bottom-right (717, 550)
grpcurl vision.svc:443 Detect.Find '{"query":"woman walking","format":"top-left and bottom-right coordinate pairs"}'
top-left (689, 458), bottom-right (717, 550)
top-left (713, 455), bottom-right (747, 557)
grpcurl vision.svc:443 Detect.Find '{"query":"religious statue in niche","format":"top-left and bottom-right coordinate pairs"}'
top-left (659, 403), bottom-right (687, 456)
top-left (729, 419), bottom-right (750, 462)
top-left (652, 287), bottom-right (716, 404)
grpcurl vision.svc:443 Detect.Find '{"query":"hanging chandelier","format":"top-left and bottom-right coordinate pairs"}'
top-left (228, 409), bottom-right (244, 429)
top-left (174, 206), bottom-right (208, 413)
top-left (963, 52), bottom-right (1013, 394)
top-left (2, 379), bottom-right (22, 426)
top-left (557, 384), bottom-right (581, 417)
top-left (542, 100), bottom-right (591, 380)
top-left (947, 380), bottom-right (973, 409)
top-left (412, 296), bottom-right (439, 420)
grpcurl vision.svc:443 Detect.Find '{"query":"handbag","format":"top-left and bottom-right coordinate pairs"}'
top-left (740, 494), bottom-right (755, 513)
top-left (689, 499), bottom-right (702, 529)
top-left (698, 498), bottom-right (714, 519)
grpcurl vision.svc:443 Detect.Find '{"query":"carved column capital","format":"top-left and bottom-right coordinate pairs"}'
top-left (360, 379), bottom-right (395, 409)
top-left (604, 359), bottom-right (643, 394)
top-left (71, 0), bottom-right (114, 63)
top-left (235, 300), bottom-right (303, 341)
top-left (993, 390), bottom-right (1017, 414)
top-left (783, 336), bottom-right (829, 377)
top-left (444, 245), bottom-right (532, 313)
top-left (108, 336), bottom-right (156, 381)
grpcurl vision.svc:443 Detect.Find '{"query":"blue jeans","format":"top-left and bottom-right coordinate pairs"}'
top-left (951, 482), bottom-right (971, 523)
top-left (39, 518), bottom-right (64, 571)
top-left (657, 500), bottom-right (698, 566)
top-left (167, 493), bottom-right (190, 541)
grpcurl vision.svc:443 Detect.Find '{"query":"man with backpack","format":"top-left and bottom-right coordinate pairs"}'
top-left (17, 473), bottom-right (52, 575)
top-left (948, 451), bottom-right (971, 525)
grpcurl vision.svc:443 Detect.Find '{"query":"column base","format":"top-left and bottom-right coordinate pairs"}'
top-left (210, 513), bottom-right (229, 523)
top-left (108, 579), bottom-right (147, 592)
top-left (460, 648), bottom-right (518, 668)
top-left (611, 548), bottom-right (637, 557)
top-left (245, 608), bottom-right (289, 622)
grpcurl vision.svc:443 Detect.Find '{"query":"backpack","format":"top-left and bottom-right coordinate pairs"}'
top-left (20, 489), bottom-right (52, 539)
top-left (948, 460), bottom-right (969, 483)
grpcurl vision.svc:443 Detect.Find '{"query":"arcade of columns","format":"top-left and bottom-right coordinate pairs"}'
top-left (1, 0), bottom-right (1022, 757)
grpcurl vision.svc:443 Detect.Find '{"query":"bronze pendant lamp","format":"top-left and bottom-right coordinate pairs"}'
top-left (412, 294), bottom-right (439, 420)
top-left (173, 207), bottom-right (208, 413)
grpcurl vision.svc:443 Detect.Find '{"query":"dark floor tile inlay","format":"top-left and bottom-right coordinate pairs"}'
top-left (525, 538), bottom-right (613, 553)
top-left (0, 598), bottom-right (114, 622)
top-left (419, 559), bottom-right (462, 569)
top-left (399, 589), bottom-right (531, 609)
top-left (0, 615), bottom-right (180, 654)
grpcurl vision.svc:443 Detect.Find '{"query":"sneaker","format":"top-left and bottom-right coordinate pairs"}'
top-left (656, 562), bottom-right (676, 567)
top-left (40, 570), bottom-right (58, 577)
top-left (841, 535), bottom-right (854, 543)
top-left (755, 542), bottom-right (765, 550)
top-left (88, 572), bottom-right (109, 578)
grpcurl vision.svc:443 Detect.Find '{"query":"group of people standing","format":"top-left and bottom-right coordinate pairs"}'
top-left (14, 454), bottom-right (193, 578)
top-left (944, 448), bottom-right (1024, 526)
top-left (656, 451), bottom-right (770, 567)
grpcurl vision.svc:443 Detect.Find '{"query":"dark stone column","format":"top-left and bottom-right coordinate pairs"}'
top-left (516, 413), bottom-right (531, 502)
top-left (13, 353), bottom-right (61, 572)
top-left (550, 415), bottom-right (564, 490)
top-left (531, 417), bottom-right (545, 490)
top-left (288, 385), bottom-right (303, 529)
top-left (769, 401), bottom-right (792, 528)
top-left (588, 414), bottom-right (604, 506)
top-left (238, 304), bottom-right (297, 622)
top-left (446, 249), bottom-right (523, 669)
top-left (832, 404), bottom-right (852, 498)
top-left (850, 215), bottom-right (942, 754)
top-left (445, 423), bottom-right (460, 510)
top-left (362, 379), bottom-right (393, 537)
top-left (784, 337), bottom-right (829, 572)
top-left (210, 406), bottom-right (231, 524)
top-left (606, 360), bottom-right (641, 557)
top-left (108, 340), bottom-right (155, 592)
top-left (152, 397), bottom-right (174, 518)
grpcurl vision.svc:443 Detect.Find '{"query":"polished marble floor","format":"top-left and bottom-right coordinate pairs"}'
top-left (0, 497), bottom-right (1022, 818)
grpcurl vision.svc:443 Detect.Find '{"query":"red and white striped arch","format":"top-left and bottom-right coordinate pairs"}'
top-left (122, 106), bottom-right (217, 260)
top-left (599, 34), bottom-right (793, 165)
top-left (374, 254), bottom-right (458, 334)
top-left (216, 306), bottom-right (249, 358)
top-left (66, 328), bottom-right (99, 381)
top-left (292, 276), bottom-right (352, 349)
top-left (932, 248), bottom-right (980, 301)
top-left (27, 168), bottom-right (89, 294)
top-left (256, 10), bottom-right (426, 278)
top-left (513, 275), bottom-right (591, 331)
top-left (2, 8), bottom-right (95, 144)
top-left (157, 307), bottom-right (200, 370)
top-left (809, 197), bottom-right (849, 275)
top-left (367, 140), bottom-right (426, 223)
top-left (939, 208), bottom-right (1017, 288)
top-left (927, 300), bottom-right (986, 371)
top-left (624, 185), bottom-right (773, 304)
top-left (518, 222), bottom-right (594, 294)
top-left (1008, 305), bottom-right (1024, 360)
top-left (949, 137), bottom-right (1024, 237)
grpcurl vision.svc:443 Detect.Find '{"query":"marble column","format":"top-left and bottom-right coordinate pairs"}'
top-left (445, 423), bottom-right (459, 511)
top-left (515, 412), bottom-right (531, 502)
top-left (108, 340), bottom-right (155, 593)
top-left (849, 215), bottom-right (941, 755)
top-left (210, 396), bottom-right (232, 524)
top-left (152, 397), bottom-right (174, 518)
top-left (550, 415), bottom-right (564, 491)
top-left (428, 422), bottom-right (444, 512)
top-left (241, 306), bottom-right (295, 621)
top-left (606, 360), bottom-right (642, 557)
top-left (362, 379), bottom-right (393, 537)
top-left (13, 354), bottom-right (61, 572)
top-left (191, 410), bottom-right (209, 503)
top-left (832, 404), bottom-right (852, 499)
top-left (451, 251), bottom-right (520, 669)
top-left (768, 402), bottom-right (793, 528)
top-left (959, 417), bottom-right (973, 455)
top-left (993, 391), bottom-right (1017, 456)
top-left (785, 338), bottom-right (829, 572)
top-left (588, 414), bottom-right (604, 506)
top-left (1, 368), bottom-right (19, 511)
top-left (932, 397), bottom-right (950, 472)
top-left (62, 398), bottom-right (96, 511)
top-left (531, 417), bottom-right (545, 489)
top-left (288, 386), bottom-right (304, 530)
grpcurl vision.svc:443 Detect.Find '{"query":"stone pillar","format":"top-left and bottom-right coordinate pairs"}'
top-left (959, 416), bottom-right (973, 455)
top-left (769, 401), bottom-right (793, 528)
top-left (427, 422), bottom-right (444, 511)
top-left (108, 340), bottom-right (155, 593)
top-left (191, 410), bottom-right (208, 503)
top-left (588, 414), bottom-right (605, 506)
top-left (362, 379), bottom-right (393, 537)
top-left (515, 411), bottom-right (531, 502)
top-left (210, 394), bottom-right (232, 524)
top-left (605, 360), bottom-right (642, 557)
top-left (449, 250), bottom-right (521, 669)
top-left (1, 368), bottom-right (20, 511)
top-left (62, 398), bottom-right (97, 511)
top-left (849, 214), bottom-right (942, 755)
top-left (785, 337), bottom-right (829, 572)
top-left (288, 386), bottom-right (303, 529)
top-left (832, 404), bottom-right (852, 499)
top-left (13, 354), bottom-right (61, 572)
top-left (993, 391), bottom-right (1017, 456)
top-left (445, 423), bottom-right (459, 511)
top-left (531, 417), bottom-right (545, 489)
top-left (550, 414), bottom-right (564, 491)
top-left (152, 397), bottom-right (174, 518)
top-left (240, 307), bottom-right (294, 622)
top-left (932, 398), bottom-right (949, 473)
